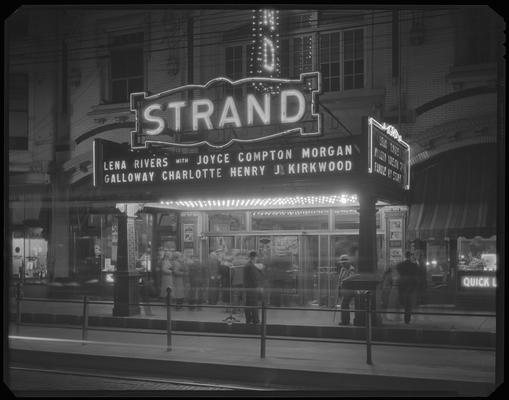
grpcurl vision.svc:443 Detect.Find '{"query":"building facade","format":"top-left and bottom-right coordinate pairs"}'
top-left (7, 6), bottom-right (504, 310)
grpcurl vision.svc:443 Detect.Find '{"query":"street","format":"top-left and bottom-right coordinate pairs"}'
top-left (7, 365), bottom-right (273, 393)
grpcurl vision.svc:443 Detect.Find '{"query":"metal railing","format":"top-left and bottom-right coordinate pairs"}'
top-left (11, 283), bottom-right (496, 365)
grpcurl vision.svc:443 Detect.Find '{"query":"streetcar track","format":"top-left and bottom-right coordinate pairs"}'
top-left (9, 366), bottom-right (267, 391)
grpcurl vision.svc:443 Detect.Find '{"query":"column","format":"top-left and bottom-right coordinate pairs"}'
top-left (358, 193), bottom-right (378, 273)
top-left (113, 203), bottom-right (142, 316)
top-left (353, 193), bottom-right (380, 326)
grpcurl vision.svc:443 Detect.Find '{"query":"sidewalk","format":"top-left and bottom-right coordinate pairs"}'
top-left (10, 296), bottom-right (497, 348)
top-left (8, 323), bottom-right (496, 396)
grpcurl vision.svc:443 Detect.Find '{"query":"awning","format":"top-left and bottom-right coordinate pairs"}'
top-left (407, 144), bottom-right (496, 240)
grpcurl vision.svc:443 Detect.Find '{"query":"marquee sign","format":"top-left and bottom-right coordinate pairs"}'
top-left (93, 137), bottom-right (359, 188)
top-left (367, 117), bottom-right (410, 190)
top-left (130, 72), bottom-right (321, 150)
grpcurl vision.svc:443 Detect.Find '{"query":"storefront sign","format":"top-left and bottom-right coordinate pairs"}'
top-left (130, 72), bottom-right (321, 149)
top-left (460, 276), bottom-right (497, 288)
top-left (93, 137), bottom-right (359, 187)
top-left (367, 118), bottom-right (410, 190)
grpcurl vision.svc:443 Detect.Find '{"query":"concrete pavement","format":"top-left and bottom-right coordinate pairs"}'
top-left (9, 296), bottom-right (497, 348)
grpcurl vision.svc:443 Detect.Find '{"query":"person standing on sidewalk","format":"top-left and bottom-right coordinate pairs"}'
top-left (207, 251), bottom-right (220, 305)
top-left (337, 254), bottom-right (357, 325)
top-left (396, 251), bottom-right (420, 324)
top-left (243, 251), bottom-right (264, 325)
top-left (172, 252), bottom-right (187, 310)
top-left (160, 249), bottom-right (173, 299)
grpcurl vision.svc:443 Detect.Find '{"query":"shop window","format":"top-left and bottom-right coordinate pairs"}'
top-left (320, 28), bottom-right (364, 92)
top-left (251, 209), bottom-right (329, 231)
top-left (12, 228), bottom-right (48, 281)
top-left (280, 35), bottom-right (313, 79)
top-left (9, 73), bottom-right (29, 151)
top-left (454, 8), bottom-right (497, 67)
top-left (109, 32), bottom-right (144, 103)
top-left (457, 236), bottom-right (497, 271)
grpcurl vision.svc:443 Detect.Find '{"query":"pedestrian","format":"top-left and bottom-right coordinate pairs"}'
top-left (160, 249), bottom-right (173, 299)
top-left (172, 251), bottom-right (187, 310)
top-left (135, 253), bottom-right (155, 316)
top-left (396, 251), bottom-right (420, 324)
top-left (337, 254), bottom-right (357, 326)
top-left (153, 247), bottom-right (164, 299)
top-left (380, 266), bottom-right (393, 310)
top-left (187, 255), bottom-right (206, 310)
top-left (207, 251), bottom-right (220, 305)
top-left (243, 251), bottom-right (264, 325)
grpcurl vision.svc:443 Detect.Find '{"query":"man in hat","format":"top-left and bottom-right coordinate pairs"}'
top-left (243, 251), bottom-right (264, 324)
top-left (337, 254), bottom-right (356, 325)
top-left (396, 251), bottom-right (420, 324)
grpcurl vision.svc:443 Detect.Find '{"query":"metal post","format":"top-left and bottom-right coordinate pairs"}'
top-left (166, 287), bottom-right (172, 352)
top-left (16, 282), bottom-right (22, 335)
top-left (260, 300), bottom-right (267, 358)
top-left (366, 291), bottom-right (373, 365)
top-left (82, 296), bottom-right (89, 345)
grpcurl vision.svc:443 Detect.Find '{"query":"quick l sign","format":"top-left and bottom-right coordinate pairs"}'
top-left (460, 276), bottom-right (497, 289)
top-left (130, 72), bottom-right (321, 150)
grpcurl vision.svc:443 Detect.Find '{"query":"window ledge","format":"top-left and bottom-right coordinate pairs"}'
top-left (87, 102), bottom-right (131, 117)
top-left (446, 63), bottom-right (497, 85)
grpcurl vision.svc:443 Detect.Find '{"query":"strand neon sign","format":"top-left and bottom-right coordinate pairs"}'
top-left (130, 72), bottom-right (321, 149)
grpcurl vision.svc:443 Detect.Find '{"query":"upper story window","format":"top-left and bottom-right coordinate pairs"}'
top-left (320, 28), bottom-right (364, 92)
top-left (225, 45), bottom-right (245, 98)
top-left (455, 8), bottom-right (497, 67)
top-left (281, 35), bottom-right (313, 78)
top-left (109, 32), bottom-right (144, 103)
top-left (9, 73), bottom-right (29, 151)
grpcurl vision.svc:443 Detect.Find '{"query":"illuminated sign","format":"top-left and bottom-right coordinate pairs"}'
top-left (250, 9), bottom-right (281, 93)
top-left (460, 276), bottom-right (497, 289)
top-left (367, 117), bottom-right (410, 190)
top-left (93, 137), bottom-right (359, 188)
top-left (130, 72), bottom-right (321, 150)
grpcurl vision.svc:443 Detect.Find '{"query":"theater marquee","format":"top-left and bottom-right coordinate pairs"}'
top-left (93, 138), bottom-right (359, 187)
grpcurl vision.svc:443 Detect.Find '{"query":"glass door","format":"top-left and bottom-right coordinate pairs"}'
top-left (299, 235), bottom-right (319, 306)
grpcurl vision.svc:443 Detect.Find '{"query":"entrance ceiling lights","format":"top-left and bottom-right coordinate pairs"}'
top-left (157, 194), bottom-right (358, 210)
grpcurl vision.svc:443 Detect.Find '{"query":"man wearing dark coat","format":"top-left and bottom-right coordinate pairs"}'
top-left (396, 251), bottom-right (421, 324)
top-left (243, 251), bottom-right (264, 324)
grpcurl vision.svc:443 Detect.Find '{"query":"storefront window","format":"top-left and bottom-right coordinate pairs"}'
top-left (252, 209), bottom-right (329, 230)
top-left (12, 227), bottom-right (48, 281)
top-left (72, 213), bottom-right (109, 283)
top-left (457, 236), bottom-right (497, 271)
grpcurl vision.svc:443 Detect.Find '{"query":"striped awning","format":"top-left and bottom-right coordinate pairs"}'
top-left (407, 144), bottom-right (497, 240)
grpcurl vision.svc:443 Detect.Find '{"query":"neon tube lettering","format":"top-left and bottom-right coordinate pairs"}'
top-left (247, 94), bottom-right (270, 125)
top-left (192, 99), bottom-right (214, 131)
top-left (281, 90), bottom-right (305, 123)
